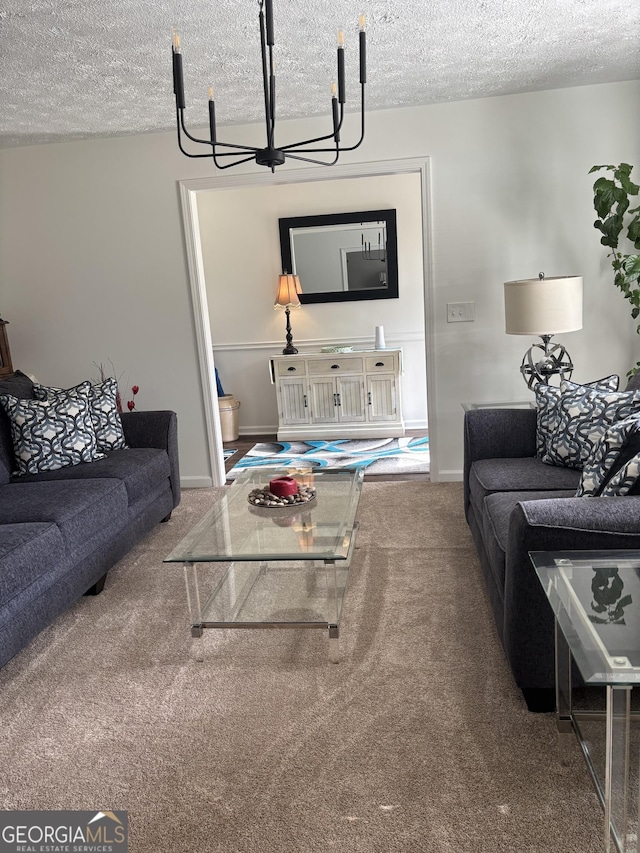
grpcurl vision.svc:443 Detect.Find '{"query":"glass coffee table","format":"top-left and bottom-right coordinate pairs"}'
top-left (164, 467), bottom-right (364, 662)
top-left (531, 550), bottom-right (640, 853)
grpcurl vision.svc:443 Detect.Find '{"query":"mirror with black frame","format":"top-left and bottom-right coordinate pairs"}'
top-left (278, 209), bottom-right (398, 304)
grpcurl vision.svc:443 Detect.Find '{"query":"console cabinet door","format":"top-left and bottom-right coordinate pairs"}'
top-left (278, 377), bottom-right (311, 425)
top-left (309, 378), bottom-right (339, 424)
top-left (367, 374), bottom-right (397, 421)
top-left (337, 376), bottom-right (366, 423)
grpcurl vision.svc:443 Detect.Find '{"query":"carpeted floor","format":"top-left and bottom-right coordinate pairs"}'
top-left (0, 482), bottom-right (602, 852)
top-left (226, 436), bottom-right (430, 479)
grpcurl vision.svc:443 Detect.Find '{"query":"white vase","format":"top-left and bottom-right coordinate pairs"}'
top-left (375, 325), bottom-right (386, 349)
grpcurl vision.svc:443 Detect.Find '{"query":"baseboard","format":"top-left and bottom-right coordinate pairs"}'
top-left (180, 475), bottom-right (214, 489)
top-left (436, 469), bottom-right (463, 482)
top-left (239, 426), bottom-right (278, 436)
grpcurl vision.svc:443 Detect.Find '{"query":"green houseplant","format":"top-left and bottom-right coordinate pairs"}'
top-left (591, 162), bottom-right (640, 375)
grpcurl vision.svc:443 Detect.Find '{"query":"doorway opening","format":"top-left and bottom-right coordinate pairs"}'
top-left (179, 157), bottom-right (436, 486)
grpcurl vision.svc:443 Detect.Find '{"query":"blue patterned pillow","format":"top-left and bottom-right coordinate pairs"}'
top-left (600, 452), bottom-right (640, 496)
top-left (577, 415), bottom-right (640, 495)
top-left (535, 375), bottom-right (619, 459)
top-left (34, 378), bottom-right (127, 452)
top-left (543, 381), bottom-right (640, 470)
top-left (0, 384), bottom-right (105, 475)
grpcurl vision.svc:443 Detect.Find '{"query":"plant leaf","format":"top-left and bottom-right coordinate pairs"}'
top-left (623, 255), bottom-right (640, 276)
top-left (628, 214), bottom-right (640, 249)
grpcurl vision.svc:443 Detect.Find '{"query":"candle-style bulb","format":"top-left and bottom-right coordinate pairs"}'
top-left (337, 30), bottom-right (345, 48)
top-left (359, 14), bottom-right (366, 31)
top-left (208, 85), bottom-right (214, 101)
top-left (172, 28), bottom-right (181, 52)
top-left (331, 81), bottom-right (337, 98)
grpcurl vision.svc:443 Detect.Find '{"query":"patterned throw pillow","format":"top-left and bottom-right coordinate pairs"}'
top-left (535, 375), bottom-right (619, 459)
top-left (577, 415), bottom-right (640, 495)
top-left (34, 378), bottom-right (127, 452)
top-left (600, 452), bottom-right (640, 496)
top-left (543, 382), bottom-right (640, 470)
top-left (0, 385), bottom-right (105, 475)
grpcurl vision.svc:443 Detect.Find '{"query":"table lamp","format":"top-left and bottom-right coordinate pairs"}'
top-left (504, 272), bottom-right (583, 389)
top-left (274, 272), bottom-right (302, 355)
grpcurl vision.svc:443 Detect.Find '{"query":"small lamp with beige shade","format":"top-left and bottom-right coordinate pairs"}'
top-left (274, 272), bottom-right (302, 355)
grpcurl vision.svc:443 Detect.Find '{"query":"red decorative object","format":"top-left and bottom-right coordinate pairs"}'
top-left (269, 476), bottom-right (298, 497)
top-left (126, 385), bottom-right (139, 412)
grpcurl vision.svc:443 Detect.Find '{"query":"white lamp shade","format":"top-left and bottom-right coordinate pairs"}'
top-left (504, 276), bottom-right (583, 335)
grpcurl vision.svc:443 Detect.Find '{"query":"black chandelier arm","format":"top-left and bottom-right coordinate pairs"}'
top-left (179, 108), bottom-right (263, 157)
top-left (212, 153), bottom-right (257, 170)
top-left (179, 111), bottom-right (214, 147)
top-left (329, 86), bottom-right (366, 152)
top-left (279, 105), bottom-right (345, 152)
top-left (180, 112), bottom-right (260, 154)
top-left (285, 150), bottom-right (340, 167)
top-left (280, 85), bottom-right (364, 155)
top-left (175, 109), bottom-right (215, 158)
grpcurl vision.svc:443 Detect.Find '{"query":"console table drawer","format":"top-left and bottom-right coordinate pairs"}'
top-left (365, 354), bottom-right (398, 372)
top-left (276, 359), bottom-right (307, 376)
top-left (308, 357), bottom-right (364, 375)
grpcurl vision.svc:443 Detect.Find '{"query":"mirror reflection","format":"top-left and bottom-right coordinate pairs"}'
top-left (279, 209), bottom-right (398, 304)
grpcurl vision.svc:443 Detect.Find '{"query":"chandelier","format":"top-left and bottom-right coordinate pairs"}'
top-left (171, 0), bottom-right (367, 172)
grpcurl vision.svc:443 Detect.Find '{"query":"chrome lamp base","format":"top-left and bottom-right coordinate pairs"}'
top-left (520, 334), bottom-right (574, 389)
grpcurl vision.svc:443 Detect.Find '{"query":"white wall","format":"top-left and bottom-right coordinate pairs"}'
top-left (0, 79), bottom-right (638, 483)
top-left (196, 172), bottom-right (427, 434)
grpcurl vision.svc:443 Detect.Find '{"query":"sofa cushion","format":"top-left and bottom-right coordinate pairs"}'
top-left (578, 415), bottom-right (640, 496)
top-left (0, 480), bottom-right (128, 559)
top-left (0, 522), bottom-right (65, 607)
top-left (0, 370), bottom-right (36, 484)
top-left (543, 382), bottom-right (640, 470)
top-left (469, 457), bottom-right (580, 513)
top-left (535, 375), bottom-right (619, 459)
top-left (0, 384), bottom-right (105, 475)
top-left (34, 377), bottom-right (127, 453)
top-left (482, 490), bottom-right (577, 597)
top-left (11, 448), bottom-right (170, 507)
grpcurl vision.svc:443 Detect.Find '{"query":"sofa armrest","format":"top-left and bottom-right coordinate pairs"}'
top-left (503, 496), bottom-right (640, 689)
top-left (120, 410), bottom-right (180, 508)
top-left (463, 408), bottom-right (537, 512)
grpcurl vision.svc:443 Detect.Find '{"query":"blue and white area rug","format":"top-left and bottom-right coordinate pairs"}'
top-left (226, 437), bottom-right (430, 479)
top-left (223, 448), bottom-right (237, 460)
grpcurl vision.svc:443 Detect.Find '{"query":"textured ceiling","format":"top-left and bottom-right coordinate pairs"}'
top-left (1, 0), bottom-right (639, 149)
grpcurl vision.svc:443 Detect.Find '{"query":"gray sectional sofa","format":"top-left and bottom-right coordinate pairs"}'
top-left (0, 371), bottom-right (180, 669)
top-left (464, 402), bottom-right (640, 712)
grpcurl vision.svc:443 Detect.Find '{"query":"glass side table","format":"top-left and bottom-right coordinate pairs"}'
top-left (531, 550), bottom-right (640, 853)
top-left (461, 400), bottom-right (535, 411)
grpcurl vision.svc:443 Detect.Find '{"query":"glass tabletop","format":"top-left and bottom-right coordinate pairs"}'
top-left (531, 550), bottom-right (640, 685)
top-left (164, 467), bottom-right (364, 563)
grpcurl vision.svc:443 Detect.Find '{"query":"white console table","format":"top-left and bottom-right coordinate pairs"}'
top-left (269, 349), bottom-right (405, 441)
